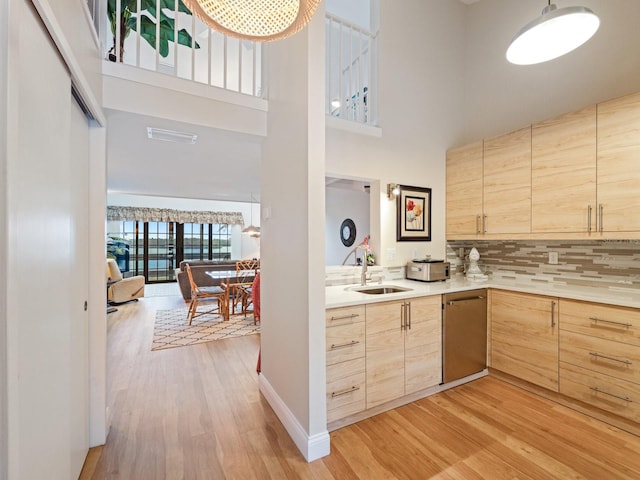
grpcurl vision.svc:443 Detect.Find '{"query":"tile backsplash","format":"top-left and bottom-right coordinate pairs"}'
top-left (446, 240), bottom-right (640, 290)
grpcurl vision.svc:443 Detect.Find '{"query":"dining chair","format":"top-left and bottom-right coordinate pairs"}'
top-left (184, 263), bottom-right (227, 325)
top-left (232, 258), bottom-right (260, 317)
top-left (253, 272), bottom-right (261, 373)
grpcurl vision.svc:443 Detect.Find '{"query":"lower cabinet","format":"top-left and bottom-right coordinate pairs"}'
top-left (490, 289), bottom-right (559, 391)
top-left (326, 296), bottom-right (442, 424)
top-left (325, 305), bottom-right (366, 423)
top-left (559, 299), bottom-right (640, 423)
top-left (366, 296), bottom-right (442, 409)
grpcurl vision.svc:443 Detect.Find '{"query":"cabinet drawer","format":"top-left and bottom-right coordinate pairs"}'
top-left (560, 299), bottom-right (640, 346)
top-left (560, 362), bottom-right (640, 423)
top-left (326, 305), bottom-right (365, 328)
top-left (327, 357), bottom-right (366, 423)
top-left (326, 322), bottom-right (365, 366)
top-left (560, 330), bottom-right (640, 385)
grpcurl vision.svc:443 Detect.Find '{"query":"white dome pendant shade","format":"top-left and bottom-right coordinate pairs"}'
top-left (506, 2), bottom-right (600, 65)
top-left (182, 0), bottom-right (322, 42)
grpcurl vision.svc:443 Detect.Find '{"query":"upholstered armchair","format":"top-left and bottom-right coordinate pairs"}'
top-left (106, 258), bottom-right (145, 304)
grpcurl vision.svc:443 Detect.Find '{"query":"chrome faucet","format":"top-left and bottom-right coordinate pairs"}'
top-left (358, 246), bottom-right (369, 285)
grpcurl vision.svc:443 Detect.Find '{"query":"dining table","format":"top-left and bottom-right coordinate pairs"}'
top-left (205, 270), bottom-right (256, 320)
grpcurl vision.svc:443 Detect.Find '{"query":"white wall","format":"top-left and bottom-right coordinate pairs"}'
top-left (32, 0), bottom-right (103, 108)
top-left (107, 193), bottom-right (260, 259)
top-left (325, 186), bottom-right (371, 265)
top-left (460, 0), bottom-right (640, 143)
top-left (326, 0), bottom-right (466, 266)
top-left (326, 0), bottom-right (372, 30)
top-left (102, 66), bottom-right (267, 138)
top-left (0, 0), bottom-right (7, 476)
top-left (259, 7), bottom-right (329, 461)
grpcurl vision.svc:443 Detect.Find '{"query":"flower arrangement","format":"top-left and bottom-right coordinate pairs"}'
top-left (359, 235), bottom-right (375, 266)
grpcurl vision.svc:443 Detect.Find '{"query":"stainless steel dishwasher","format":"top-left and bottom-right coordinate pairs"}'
top-left (442, 289), bottom-right (487, 383)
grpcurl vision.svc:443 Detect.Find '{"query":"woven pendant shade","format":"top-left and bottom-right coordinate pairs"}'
top-left (182, 0), bottom-right (321, 42)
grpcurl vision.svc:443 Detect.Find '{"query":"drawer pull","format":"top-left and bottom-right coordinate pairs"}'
top-left (589, 352), bottom-right (632, 366)
top-left (590, 386), bottom-right (633, 403)
top-left (330, 313), bottom-right (360, 321)
top-left (330, 340), bottom-right (360, 350)
top-left (589, 317), bottom-right (632, 329)
top-left (331, 385), bottom-right (360, 398)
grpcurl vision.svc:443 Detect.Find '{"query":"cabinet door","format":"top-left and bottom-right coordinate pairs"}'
top-left (366, 301), bottom-right (405, 409)
top-left (483, 127), bottom-right (532, 234)
top-left (532, 106), bottom-right (597, 233)
top-left (597, 91), bottom-right (640, 232)
top-left (490, 290), bottom-right (559, 391)
top-left (446, 141), bottom-right (483, 237)
top-left (405, 296), bottom-right (442, 394)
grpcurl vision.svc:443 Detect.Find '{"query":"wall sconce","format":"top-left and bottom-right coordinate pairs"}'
top-left (387, 183), bottom-right (400, 199)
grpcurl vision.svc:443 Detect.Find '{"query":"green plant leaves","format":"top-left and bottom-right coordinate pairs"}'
top-left (108, 0), bottom-right (200, 57)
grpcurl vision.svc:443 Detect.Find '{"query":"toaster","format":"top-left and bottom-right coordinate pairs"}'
top-left (406, 259), bottom-right (450, 282)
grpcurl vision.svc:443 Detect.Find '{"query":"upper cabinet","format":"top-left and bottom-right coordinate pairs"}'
top-left (446, 141), bottom-right (483, 236)
top-left (597, 91), bottom-right (640, 233)
top-left (483, 127), bottom-right (532, 234)
top-left (531, 105), bottom-right (597, 234)
top-left (446, 90), bottom-right (640, 240)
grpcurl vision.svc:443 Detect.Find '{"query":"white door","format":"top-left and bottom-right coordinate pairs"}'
top-left (69, 95), bottom-right (91, 477)
top-left (7, 2), bottom-right (90, 478)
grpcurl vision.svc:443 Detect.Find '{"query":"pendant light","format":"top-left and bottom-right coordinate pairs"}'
top-left (506, 1), bottom-right (600, 65)
top-left (242, 193), bottom-right (260, 237)
top-left (181, 0), bottom-right (322, 42)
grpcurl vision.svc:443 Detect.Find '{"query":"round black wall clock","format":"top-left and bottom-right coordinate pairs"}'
top-left (340, 218), bottom-right (357, 247)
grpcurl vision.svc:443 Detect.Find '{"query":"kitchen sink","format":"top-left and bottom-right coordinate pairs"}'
top-left (349, 285), bottom-right (412, 295)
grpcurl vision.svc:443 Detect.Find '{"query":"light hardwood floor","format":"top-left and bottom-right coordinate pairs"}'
top-left (81, 287), bottom-right (640, 479)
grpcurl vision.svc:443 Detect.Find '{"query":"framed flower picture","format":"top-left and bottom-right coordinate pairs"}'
top-left (396, 184), bottom-right (431, 241)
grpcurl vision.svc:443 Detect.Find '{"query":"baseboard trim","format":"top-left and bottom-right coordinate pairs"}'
top-left (328, 370), bottom-right (489, 432)
top-left (258, 374), bottom-right (331, 462)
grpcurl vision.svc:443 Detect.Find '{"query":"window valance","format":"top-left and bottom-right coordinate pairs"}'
top-left (107, 206), bottom-right (245, 226)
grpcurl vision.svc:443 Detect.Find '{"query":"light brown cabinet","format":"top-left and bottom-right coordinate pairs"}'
top-left (559, 299), bottom-right (640, 422)
top-left (446, 90), bottom-right (640, 240)
top-left (483, 127), bottom-right (532, 234)
top-left (490, 289), bottom-right (559, 391)
top-left (531, 105), bottom-right (597, 233)
top-left (366, 296), bottom-right (441, 409)
top-left (325, 305), bottom-right (366, 423)
top-left (597, 91), bottom-right (640, 233)
top-left (446, 141), bottom-right (483, 236)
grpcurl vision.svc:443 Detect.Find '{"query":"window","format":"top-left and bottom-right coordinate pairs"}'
top-left (107, 221), bottom-right (232, 283)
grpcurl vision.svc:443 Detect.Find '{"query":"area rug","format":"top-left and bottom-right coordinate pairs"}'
top-left (151, 309), bottom-right (260, 351)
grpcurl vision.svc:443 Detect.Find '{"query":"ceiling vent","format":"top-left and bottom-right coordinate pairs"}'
top-left (146, 127), bottom-right (198, 144)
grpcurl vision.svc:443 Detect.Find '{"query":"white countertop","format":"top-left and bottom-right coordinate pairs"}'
top-left (326, 275), bottom-right (640, 309)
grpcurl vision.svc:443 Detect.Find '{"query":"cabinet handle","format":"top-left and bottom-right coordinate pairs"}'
top-left (590, 386), bottom-right (632, 403)
top-left (476, 215), bottom-right (481, 235)
top-left (587, 204), bottom-right (592, 232)
top-left (331, 385), bottom-right (360, 398)
top-left (589, 316), bottom-right (632, 329)
top-left (330, 313), bottom-right (360, 321)
top-left (400, 303), bottom-right (406, 331)
top-left (448, 295), bottom-right (485, 306)
top-left (407, 302), bottom-right (412, 330)
top-left (599, 203), bottom-right (604, 233)
top-left (330, 340), bottom-right (360, 350)
top-left (483, 214), bottom-right (487, 234)
top-left (589, 351), bottom-right (632, 366)
top-left (551, 301), bottom-right (556, 328)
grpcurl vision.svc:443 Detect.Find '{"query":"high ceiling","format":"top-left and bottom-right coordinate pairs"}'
top-left (106, 0), bottom-right (479, 204)
top-left (106, 109), bottom-right (262, 203)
